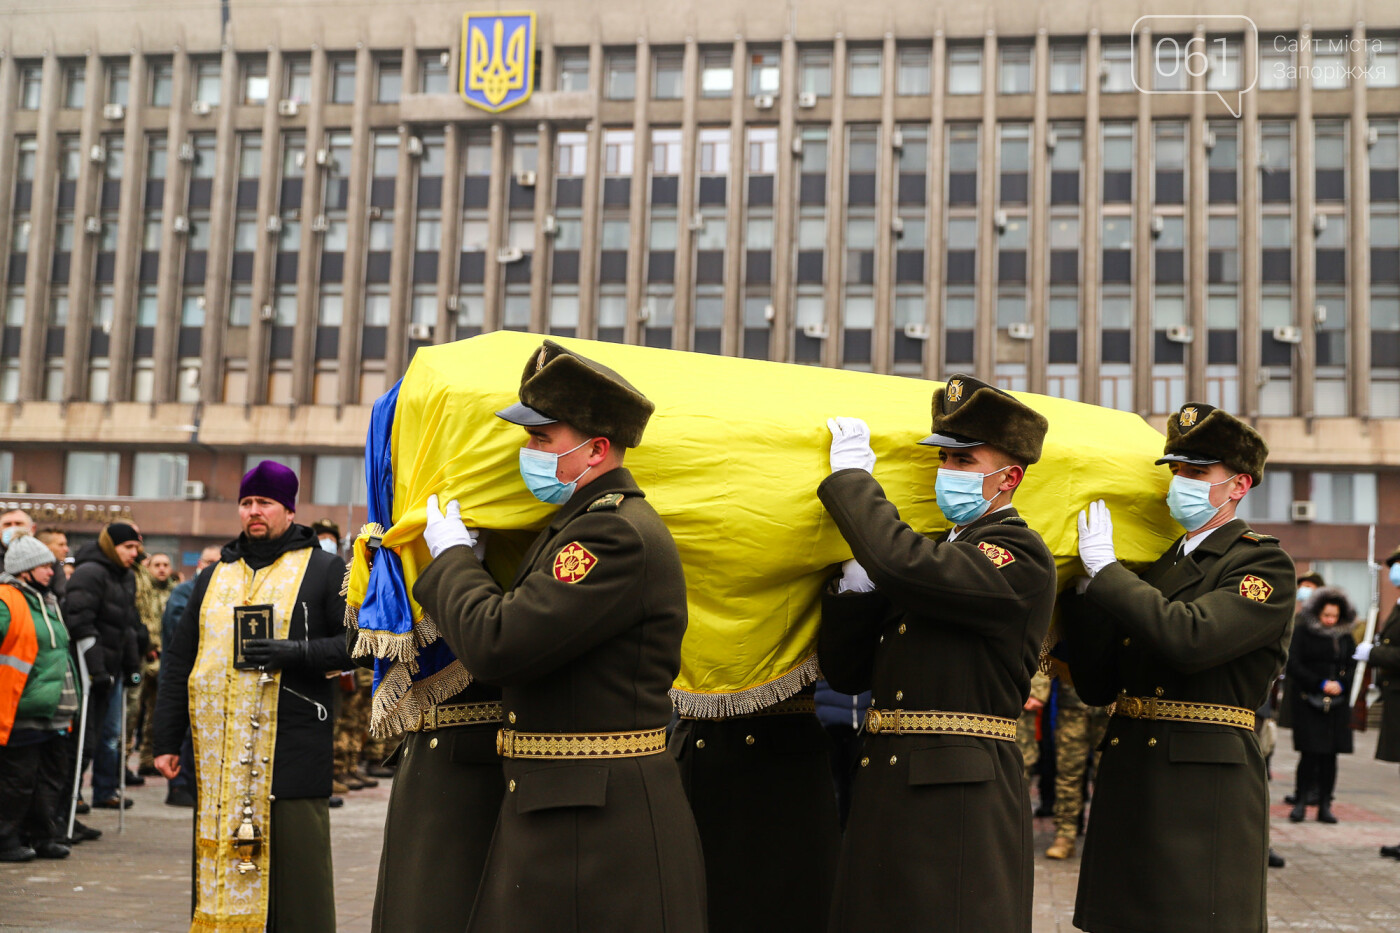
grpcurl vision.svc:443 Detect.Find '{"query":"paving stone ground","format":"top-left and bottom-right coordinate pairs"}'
top-left (3, 728), bottom-right (1399, 931)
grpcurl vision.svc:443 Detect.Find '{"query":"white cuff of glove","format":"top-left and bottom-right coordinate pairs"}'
top-left (1354, 642), bottom-right (1374, 663)
top-left (837, 558), bottom-right (876, 594)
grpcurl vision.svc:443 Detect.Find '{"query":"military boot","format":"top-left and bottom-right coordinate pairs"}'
top-left (1045, 836), bottom-right (1075, 859)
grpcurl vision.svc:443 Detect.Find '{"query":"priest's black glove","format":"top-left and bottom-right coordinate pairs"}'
top-left (242, 638), bottom-right (306, 671)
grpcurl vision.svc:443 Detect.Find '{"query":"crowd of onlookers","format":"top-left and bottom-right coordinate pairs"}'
top-left (0, 508), bottom-right (397, 864)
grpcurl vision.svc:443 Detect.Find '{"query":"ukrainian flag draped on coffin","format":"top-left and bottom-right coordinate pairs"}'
top-left (347, 331), bottom-right (1180, 734)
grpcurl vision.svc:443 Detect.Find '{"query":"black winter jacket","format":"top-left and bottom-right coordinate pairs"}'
top-left (152, 523), bottom-right (350, 799)
top-left (63, 542), bottom-right (145, 684)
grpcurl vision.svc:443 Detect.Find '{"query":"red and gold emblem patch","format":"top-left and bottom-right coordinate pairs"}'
top-left (553, 542), bottom-right (598, 583)
top-left (977, 542), bottom-right (1016, 569)
top-left (1239, 574), bottom-right (1273, 603)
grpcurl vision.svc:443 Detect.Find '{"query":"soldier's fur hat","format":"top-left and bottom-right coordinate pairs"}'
top-left (496, 340), bottom-right (654, 448)
top-left (1155, 403), bottom-right (1268, 486)
top-left (918, 374), bottom-right (1049, 465)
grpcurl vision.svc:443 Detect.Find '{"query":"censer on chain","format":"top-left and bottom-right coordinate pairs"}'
top-left (234, 669), bottom-right (275, 874)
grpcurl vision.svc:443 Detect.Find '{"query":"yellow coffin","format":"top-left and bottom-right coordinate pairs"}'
top-left (355, 331), bottom-right (1179, 718)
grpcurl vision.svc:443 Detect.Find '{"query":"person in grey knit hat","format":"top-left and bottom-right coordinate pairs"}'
top-left (0, 534), bottom-right (83, 861)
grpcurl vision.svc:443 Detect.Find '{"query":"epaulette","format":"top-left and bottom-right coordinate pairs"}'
top-left (999, 516), bottom-right (1029, 527)
top-left (587, 492), bottom-right (626, 512)
top-left (1240, 531), bottom-right (1279, 545)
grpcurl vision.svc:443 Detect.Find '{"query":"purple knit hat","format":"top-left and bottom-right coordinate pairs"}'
top-left (239, 461), bottom-right (298, 512)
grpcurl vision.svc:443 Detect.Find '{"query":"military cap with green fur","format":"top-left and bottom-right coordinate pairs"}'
top-left (496, 340), bottom-right (655, 448)
top-left (1154, 403), bottom-right (1268, 486)
top-left (917, 373), bottom-right (1050, 465)
top-left (1296, 571), bottom-right (1327, 587)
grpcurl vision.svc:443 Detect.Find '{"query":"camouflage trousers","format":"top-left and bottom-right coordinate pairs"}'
top-left (125, 668), bottom-right (159, 770)
top-left (334, 680), bottom-right (372, 775)
top-left (1052, 704), bottom-right (1110, 839)
top-left (1016, 709), bottom-right (1041, 785)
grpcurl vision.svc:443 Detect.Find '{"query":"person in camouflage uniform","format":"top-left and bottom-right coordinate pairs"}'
top-left (1017, 670), bottom-right (1052, 785)
top-left (332, 667), bottom-right (376, 791)
top-left (130, 553), bottom-right (174, 774)
top-left (1044, 668), bottom-right (1109, 859)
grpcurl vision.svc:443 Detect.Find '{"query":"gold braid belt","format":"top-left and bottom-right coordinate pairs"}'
top-left (496, 727), bottom-right (668, 759)
top-left (409, 701), bottom-right (504, 733)
top-left (863, 707), bottom-right (1017, 741)
top-left (1111, 695), bottom-right (1255, 730)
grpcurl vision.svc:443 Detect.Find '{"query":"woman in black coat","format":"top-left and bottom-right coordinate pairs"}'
top-left (1286, 587), bottom-right (1357, 824)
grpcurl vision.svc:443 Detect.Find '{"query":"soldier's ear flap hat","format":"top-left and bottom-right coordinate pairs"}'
top-left (1154, 403), bottom-right (1268, 486)
top-left (918, 373), bottom-right (1050, 465)
top-left (496, 340), bottom-right (655, 448)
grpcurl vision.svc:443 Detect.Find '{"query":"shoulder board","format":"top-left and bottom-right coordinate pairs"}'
top-left (1240, 531), bottom-right (1279, 545)
top-left (586, 492), bottom-right (626, 512)
top-left (999, 516), bottom-right (1028, 527)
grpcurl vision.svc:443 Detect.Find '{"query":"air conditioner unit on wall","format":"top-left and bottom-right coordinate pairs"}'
top-left (496, 247), bottom-right (524, 263)
top-left (753, 94), bottom-right (775, 110)
top-left (406, 136), bottom-right (424, 157)
top-left (177, 142), bottom-right (195, 162)
top-left (542, 214), bottom-right (558, 235)
top-left (1290, 500), bottom-right (1315, 522)
top-left (802, 322), bottom-right (829, 339)
top-left (1272, 325), bottom-right (1302, 344)
top-left (88, 145), bottom-right (107, 163)
top-left (277, 99), bottom-right (299, 117)
top-left (182, 480), bottom-right (206, 500)
top-left (409, 323), bottom-right (434, 340)
top-left (8, 481), bottom-right (29, 494)
top-left (172, 215), bottom-right (190, 234)
top-left (1165, 325), bottom-right (1194, 343)
top-left (102, 103), bottom-right (125, 121)
top-left (190, 100), bottom-right (212, 116)
top-left (904, 322), bottom-right (930, 340)
top-left (85, 216), bottom-right (103, 235)
top-left (1007, 322), bottom-right (1034, 340)
top-left (797, 92), bottom-right (817, 108)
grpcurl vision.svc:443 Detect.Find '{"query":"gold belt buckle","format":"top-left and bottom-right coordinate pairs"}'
top-left (866, 708), bottom-right (901, 735)
top-left (496, 728), bottom-right (510, 757)
top-left (420, 707), bottom-right (437, 732)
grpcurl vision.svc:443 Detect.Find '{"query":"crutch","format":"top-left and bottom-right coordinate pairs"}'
top-left (117, 680), bottom-right (127, 834)
top-left (67, 636), bottom-right (96, 842)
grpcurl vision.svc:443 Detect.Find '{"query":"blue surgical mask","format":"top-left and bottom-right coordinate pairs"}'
top-left (1390, 563), bottom-right (1400, 588)
top-left (519, 438), bottom-right (595, 505)
top-left (1296, 585), bottom-right (1315, 604)
top-left (319, 538), bottom-right (339, 554)
top-left (0, 528), bottom-right (13, 547)
top-left (1166, 473), bottom-right (1238, 532)
top-left (935, 466), bottom-right (1009, 526)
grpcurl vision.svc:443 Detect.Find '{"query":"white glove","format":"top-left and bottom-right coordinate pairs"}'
top-left (837, 558), bottom-right (876, 594)
top-left (827, 417), bottom-right (876, 473)
top-left (424, 494), bottom-right (478, 559)
top-left (1077, 499), bottom-right (1118, 577)
top-left (1354, 642), bottom-right (1374, 663)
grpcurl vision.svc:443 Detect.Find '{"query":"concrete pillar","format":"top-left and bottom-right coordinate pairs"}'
top-left (18, 53), bottom-right (61, 400)
top-left (821, 36), bottom-right (847, 369)
top-left (974, 31), bottom-right (997, 383)
top-left (924, 33), bottom-right (946, 380)
top-left (673, 39), bottom-right (700, 352)
top-left (196, 44), bottom-right (240, 404)
top-left (153, 49), bottom-right (191, 402)
top-left (1080, 30), bottom-right (1103, 404)
top-left (623, 38), bottom-right (650, 346)
top-left (62, 51), bottom-right (104, 401)
top-left (1131, 27), bottom-right (1153, 416)
top-left (1187, 28), bottom-right (1208, 404)
top-left (1348, 21), bottom-right (1371, 419)
top-left (335, 45), bottom-right (375, 404)
top-left (1239, 34), bottom-right (1261, 418)
top-left (1295, 25), bottom-right (1316, 419)
top-left (872, 34), bottom-right (896, 375)
top-left (769, 35), bottom-right (797, 362)
top-left (245, 47), bottom-right (282, 406)
top-left (1028, 29), bottom-right (1050, 393)
top-left (721, 38), bottom-right (747, 357)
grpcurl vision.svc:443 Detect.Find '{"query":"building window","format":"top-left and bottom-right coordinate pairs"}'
top-left (606, 53), bottom-right (636, 100)
top-left (193, 59), bottom-right (222, 106)
top-left (1206, 37), bottom-right (1240, 91)
top-left (1310, 472), bottom-right (1377, 523)
top-left (897, 47), bottom-right (931, 96)
top-left (557, 50), bottom-right (590, 93)
top-left (999, 44), bottom-right (1034, 94)
top-left (652, 128), bottom-right (682, 174)
top-left (65, 452), bottom-right (121, 497)
top-left (604, 130), bottom-right (634, 175)
top-left (1234, 470), bottom-right (1293, 523)
top-left (1100, 41), bottom-right (1134, 93)
top-left (18, 64), bottom-right (43, 110)
top-left (847, 48), bottom-right (882, 97)
top-left (285, 57), bottom-right (313, 103)
top-left (420, 52), bottom-right (451, 94)
top-left (1312, 34), bottom-right (1349, 89)
top-left (702, 50), bottom-right (733, 98)
top-left (313, 456), bottom-right (368, 505)
top-left (1050, 43), bottom-right (1083, 93)
top-left (749, 49), bottom-right (780, 96)
top-left (63, 61), bottom-right (86, 109)
top-left (243, 56), bottom-right (269, 104)
top-left (376, 58), bottom-right (402, 103)
top-left (800, 48), bottom-right (832, 97)
top-left (653, 51), bottom-right (683, 99)
top-left (330, 57), bottom-right (356, 103)
top-left (1370, 38), bottom-right (1399, 88)
top-left (150, 60), bottom-right (174, 107)
top-left (132, 453), bottom-right (189, 499)
top-left (947, 45), bottom-right (982, 95)
top-left (1258, 34), bottom-right (1294, 90)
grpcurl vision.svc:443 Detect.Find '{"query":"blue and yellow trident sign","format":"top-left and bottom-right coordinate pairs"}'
top-left (460, 12), bottom-right (536, 113)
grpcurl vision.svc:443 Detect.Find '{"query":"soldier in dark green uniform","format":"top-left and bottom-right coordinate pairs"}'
top-left (1358, 546), bottom-right (1400, 860)
top-left (668, 687), bottom-right (840, 932)
top-left (818, 374), bottom-right (1057, 933)
top-left (415, 340), bottom-right (706, 933)
top-left (1063, 403), bottom-right (1296, 933)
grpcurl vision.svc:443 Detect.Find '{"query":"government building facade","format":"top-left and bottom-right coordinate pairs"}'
top-left (0, 0), bottom-right (1397, 599)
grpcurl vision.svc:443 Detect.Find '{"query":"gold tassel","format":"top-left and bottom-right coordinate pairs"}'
top-left (669, 655), bottom-right (821, 720)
